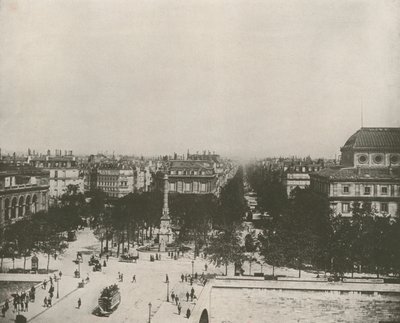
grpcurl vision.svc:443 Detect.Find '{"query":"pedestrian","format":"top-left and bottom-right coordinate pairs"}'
top-left (175, 296), bottom-right (179, 306)
top-left (166, 274), bottom-right (169, 283)
top-left (186, 308), bottom-right (191, 318)
top-left (103, 260), bottom-right (107, 267)
top-left (159, 254), bottom-right (161, 261)
top-left (181, 274), bottom-right (184, 282)
top-left (205, 264), bottom-right (208, 271)
top-left (20, 299), bottom-right (24, 312)
top-left (121, 273), bottom-right (123, 282)
top-left (190, 287), bottom-right (195, 298)
top-left (132, 275), bottom-right (136, 283)
top-left (177, 302), bottom-right (182, 315)
top-left (186, 291), bottom-right (189, 302)
top-left (25, 296), bottom-right (29, 312)
top-left (184, 274), bottom-right (187, 282)
top-left (13, 297), bottom-right (17, 312)
top-left (171, 291), bottom-right (175, 303)
top-left (48, 296), bottom-right (52, 307)
top-left (49, 277), bottom-right (53, 285)
top-left (59, 271), bottom-right (62, 279)
top-left (195, 272), bottom-right (198, 280)
top-left (77, 298), bottom-right (81, 309)
top-left (190, 277), bottom-right (193, 286)
top-left (43, 297), bottom-right (48, 308)
top-left (43, 280), bottom-right (47, 289)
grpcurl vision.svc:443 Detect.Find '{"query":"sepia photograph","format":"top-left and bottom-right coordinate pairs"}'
top-left (0, 0), bottom-right (399, 322)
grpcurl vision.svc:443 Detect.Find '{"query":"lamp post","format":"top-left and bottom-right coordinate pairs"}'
top-left (148, 302), bottom-right (152, 323)
top-left (56, 277), bottom-right (59, 298)
top-left (191, 260), bottom-right (194, 277)
top-left (166, 280), bottom-right (170, 302)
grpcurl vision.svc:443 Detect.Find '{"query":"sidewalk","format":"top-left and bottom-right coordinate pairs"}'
top-left (1, 275), bottom-right (81, 322)
top-left (152, 278), bottom-right (206, 322)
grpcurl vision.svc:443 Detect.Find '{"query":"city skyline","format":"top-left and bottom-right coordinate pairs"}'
top-left (1, 0), bottom-right (399, 159)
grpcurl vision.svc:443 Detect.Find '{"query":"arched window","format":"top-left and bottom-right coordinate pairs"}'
top-left (32, 195), bottom-right (38, 214)
top-left (18, 196), bottom-right (24, 217)
top-left (11, 197), bottom-right (17, 219)
top-left (4, 198), bottom-right (10, 220)
top-left (25, 195), bottom-right (31, 214)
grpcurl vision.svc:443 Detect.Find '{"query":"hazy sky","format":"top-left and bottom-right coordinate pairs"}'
top-left (0, 0), bottom-right (399, 159)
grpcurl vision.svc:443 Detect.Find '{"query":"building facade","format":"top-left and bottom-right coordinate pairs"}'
top-left (96, 167), bottom-right (134, 199)
top-left (166, 160), bottom-right (218, 194)
top-left (283, 163), bottom-right (324, 197)
top-left (310, 127), bottom-right (400, 217)
top-left (0, 167), bottom-right (49, 228)
top-left (28, 151), bottom-right (84, 200)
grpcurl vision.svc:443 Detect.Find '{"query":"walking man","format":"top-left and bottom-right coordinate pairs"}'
top-left (175, 296), bottom-right (179, 306)
top-left (177, 303), bottom-right (182, 315)
top-left (77, 298), bottom-right (81, 309)
top-left (171, 291), bottom-right (175, 303)
top-left (181, 274), bottom-right (184, 282)
top-left (186, 291), bottom-right (189, 302)
top-left (132, 275), bottom-right (136, 283)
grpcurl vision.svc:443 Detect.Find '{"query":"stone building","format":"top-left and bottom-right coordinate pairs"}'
top-left (0, 166), bottom-right (49, 228)
top-left (96, 165), bottom-right (134, 199)
top-left (283, 162), bottom-right (324, 197)
top-left (166, 160), bottom-right (218, 194)
top-left (310, 127), bottom-right (400, 217)
top-left (28, 150), bottom-right (84, 201)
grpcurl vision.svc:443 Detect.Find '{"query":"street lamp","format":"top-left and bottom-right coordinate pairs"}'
top-left (148, 302), bottom-right (152, 323)
top-left (56, 278), bottom-right (59, 298)
top-left (191, 260), bottom-right (194, 277)
top-left (166, 280), bottom-right (170, 302)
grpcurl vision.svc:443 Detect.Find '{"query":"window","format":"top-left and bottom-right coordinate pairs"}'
top-left (193, 182), bottom-right (199, 192)
top-left (381, 186), bottom-right (388, 195)
top-left (364, 186), bottom-right (371, 195)
top-left (358, 155), bottom-right (368, 164)
top-left (343, 186), bottom-right (349, 194)
top-left (342, 203), bottom-right (350, 213)
top-left (381, 203), bottom-right (388, 213)
top-left (185, 183), bottom-right (191, 192)
top-left (169, 182), bottom-right (176, 191)
top-left (177, 181), bottom-right (183, 192)
top-left (200, 183), bottom-right (207, 192)
top-left (374, 155), bottom-right (383, 164)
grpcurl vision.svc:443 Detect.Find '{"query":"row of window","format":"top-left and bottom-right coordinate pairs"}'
top-left (342, 185), bottom-right (389, 195)
top-left (98, 181), bottom-right (128, 187)
top-left (342, 202), bottom-right (389, 213)
top-left (170, 170), bottom-right (207, 176)
top-left (358, 154), bottom-right (399, 165)
top-left (169, 181), bottom-right (208, 192)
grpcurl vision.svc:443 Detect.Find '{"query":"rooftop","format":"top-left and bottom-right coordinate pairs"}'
top-left (342, 127), bottom-right (400, 151)
top-left (313, 166), bottom-right (400, 181)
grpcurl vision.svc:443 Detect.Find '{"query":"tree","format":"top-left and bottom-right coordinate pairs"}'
top-left (205, 225), bottom-right (247, 275)
top-left (217, 167), bottom-right (247, 225)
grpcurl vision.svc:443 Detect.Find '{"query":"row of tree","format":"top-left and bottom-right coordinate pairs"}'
top-left (245, 163), bottom-right (400, 277)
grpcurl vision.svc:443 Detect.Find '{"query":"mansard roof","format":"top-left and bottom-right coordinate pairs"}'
top-left (342, 127), bottom-right (400, 151)
top-left (312, 166), bottom-right (400, 181)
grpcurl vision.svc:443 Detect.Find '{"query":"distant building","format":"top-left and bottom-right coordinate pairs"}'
top-left (0, 166), bottom-right (49, 228)
top-left (283, 163), bottom-right (324, 197)
top-left (96, 165), bottom-right (134, 199)
top-left (28, 150), bottom-right (84, 201)
top-left (166, 160), bottom-right (218, 194)
top-left (310, 127), bottom-right (400, 217)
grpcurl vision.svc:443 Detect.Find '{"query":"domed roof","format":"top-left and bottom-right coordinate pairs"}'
top-left (342, 127), bottom-right (400, 151)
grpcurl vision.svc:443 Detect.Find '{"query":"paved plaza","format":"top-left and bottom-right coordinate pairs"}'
top-left (0, 228), bottom-right (223, 323)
